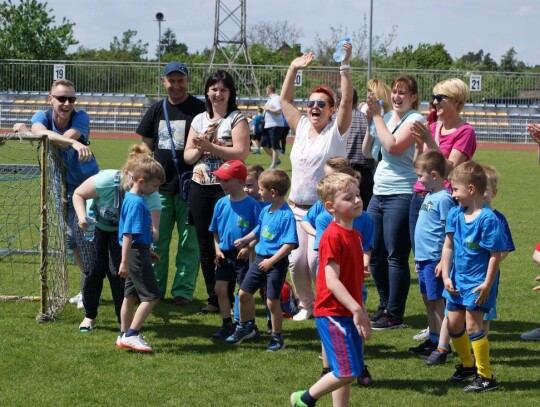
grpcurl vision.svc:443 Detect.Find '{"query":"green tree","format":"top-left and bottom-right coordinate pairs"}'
top-left (157, 28), bottom-right (188, 58)
top-left (381, 43), bottom-right (453, 70)
top-left (499, 47), bottom-right (527, 72)
top-left (110, 29), bottom-right (148, 61)
top-left (0, 0), bottom-right (77, 59)
top-left (453, 50), bottom-right (498, 71)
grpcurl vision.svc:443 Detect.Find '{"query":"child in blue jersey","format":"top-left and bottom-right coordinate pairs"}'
top-left (291, 172), bottom-right (371, 407)
top-left (117, 158), bottom-right (165, 353)
top-left (226, 169), bottom-right (298, 351)
top-left (442, 161), bottom-right (506, 392)
top-left (408, 151), bottom-right (455, 358)
top-left (208, 160), bottom-right (261, 340)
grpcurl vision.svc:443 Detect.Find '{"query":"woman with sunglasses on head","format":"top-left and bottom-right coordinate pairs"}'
top-left (364, 75), bottom-right (425, 330)
top-left (280, 43), bottom-right (353, 321)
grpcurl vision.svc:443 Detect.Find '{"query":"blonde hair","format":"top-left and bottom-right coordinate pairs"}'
top-left (317, 172), bottom-right (358, 204)
top-left (433, 78), bottom-right (469, 113)
top-left (367, 78), bottom-right (392, 113)
top-left (131, 157), bottom-right (165, 184)
top-left (448, 161), bottom-right (487, 194)
top-left (259, 168), bottom-right (291, 197)
top-left (482, 165), bottom-right (500, 189)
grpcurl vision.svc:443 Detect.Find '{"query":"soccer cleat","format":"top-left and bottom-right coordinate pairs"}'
top-left (357, 365), bottom-right (373, 387)
top-left (69, 292), bottom-right (82, 304)
top-left (447, 364), bottom-right (477, 382)
top-left (292, 308), bottom-right (312, 321)
top-left (408, 338), bottom-right (437, 357)
top-left (225, 323), bottom-right (257, 345)
top-left (520, 327), bottom-right (540, 341)
top-left (369, 306), bottom-right (386, 322)
top-left (266, 334), bottom-right (285, 351)
top-left (425, 348), bottom-right (451, 365)
top-left (290, 391), bottom-right (308, 407)
top-left (120, 334), bottom-right (153, 353)
top-left (413, 327), bottom-right (429, 341)
top-left (371, 313), bottom-right (404, 330)
top-left (463, 374), bottom-right (498, 393)
top-left (211, 324), bottom-right (235, 340)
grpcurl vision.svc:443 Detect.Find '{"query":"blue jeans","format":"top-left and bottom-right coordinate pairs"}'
top-left (409, 192), bottom-right (424, 254)
top-left (367, 193), bottom-right (412, 318)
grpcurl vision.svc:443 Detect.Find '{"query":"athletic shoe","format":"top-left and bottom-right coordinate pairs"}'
top-left (211, 324), bottom-right (235, 340)
top-left (115, 335), bottom-right (122, 349)
top-left (357, 365), bottom-right (373, 387)
top-left (425, 348), bottom-right (451, 365)
top-left (69, 292), bottom-right (82, 304)
top-left (369, 306), bottom-right (385, 322)
top-left (225, 323), bottom-right (257, 345)
top-left (292, 308), bottom-right (312, 321)
top-left (173, 296), bottom-right (190, 306)
top-left (413, 327), bottom-right (429, 340)
top-left (408, 338), bottom-right (437, 357)
top-left (371, 313), bottom-right (404, 330)
top-left (447, 364), bottom-right (477, 382)
top-left (290, 391), bottom-right (308, 407)
top-left (463, 374), bottom-right (498, 393)
top-left (120, 334), bottom-right (153, 353)
top-left (76, 297), bottom-right (84, 310)
top-left (252, 149), bottom-right (260, 154)
top-left (266, 334), bottom-right (285, 351)
top-left (520, 327), bottom-right (540, 341)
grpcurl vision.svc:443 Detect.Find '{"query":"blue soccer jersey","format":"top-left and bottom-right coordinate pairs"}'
top-left (118, 192), bottom-right (153, 246)
top-left (253, 202), bottom-right (298, 256)
top-left (314, 209), bottom-right (374, 253)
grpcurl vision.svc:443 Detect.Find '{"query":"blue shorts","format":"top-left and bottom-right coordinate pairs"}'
top-left (446, 300), bottom-right (490, 314)
top-left (240, 254), bottom-right (288, 299)
top-left (214, 250), bottom-right (249, 286)
top-left (416, 260), bottom-right (444, 301)
top-left (315, 316), bottom-right (364, 378)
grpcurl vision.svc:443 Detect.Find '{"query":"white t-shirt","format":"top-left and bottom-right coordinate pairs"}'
top-left (264, 94), bottom-right (284, 128)
top-left (289, 116), bottom-right (350, 205)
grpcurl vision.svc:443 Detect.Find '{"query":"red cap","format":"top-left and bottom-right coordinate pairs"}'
top-left (212, 160), bottom-right (247, 181)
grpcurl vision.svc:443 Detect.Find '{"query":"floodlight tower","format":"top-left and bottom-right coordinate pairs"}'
top-left (209, 0), bottom-right (260, 96)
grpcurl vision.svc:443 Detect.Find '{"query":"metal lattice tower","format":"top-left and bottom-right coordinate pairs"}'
top-left (209, 0), bottom-right (260, 96)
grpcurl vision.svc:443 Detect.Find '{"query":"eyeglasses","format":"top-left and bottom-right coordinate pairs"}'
top-left (432, 94), bottom-right (449, 102)
top-left (50, 95), bottom-right (77, 104)
top-left (306, 100), bottom-right (327, 108)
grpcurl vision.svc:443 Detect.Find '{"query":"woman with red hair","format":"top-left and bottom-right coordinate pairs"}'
top-left (280, 45), bottom-right (354, 320)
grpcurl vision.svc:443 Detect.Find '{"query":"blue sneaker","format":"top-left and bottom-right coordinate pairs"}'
top-left (225, 323), bottom-right (257, 345)
top-left (211, 324), bottom-right (235, 340)
top-left (266, 334), bottom-right (285, 351)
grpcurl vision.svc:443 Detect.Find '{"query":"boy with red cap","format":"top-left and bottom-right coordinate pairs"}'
top-left (209, 160), bottom-right (262, 339)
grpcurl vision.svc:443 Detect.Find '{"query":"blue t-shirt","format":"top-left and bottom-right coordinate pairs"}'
top-left (209, 195), bottom-right (262, 251)
top-left (253, 202), bottom-right (298, 256)
top-left (303, 200), bottom-right (325, 228)
top-left (314, 209), bottom-right (374, 253)
top-left (118, 192), bottom-right (153, 246)
top-left (443, 205), bottom-right (506, 308)
top-left (252, 114), bottom-right (264, 134)
top-left (414, 189), bottom-right (455, 261)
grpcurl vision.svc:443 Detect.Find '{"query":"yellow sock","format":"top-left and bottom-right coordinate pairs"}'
top-left (452, 331), bottom-right (474, 368)
top-left (471, 335), bottom-right (491, 378)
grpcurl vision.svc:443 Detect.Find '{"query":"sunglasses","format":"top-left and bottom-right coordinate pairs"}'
top-left (432, 94), bottom-right (449, 102)
top-left (51, 95), bottom-right (77, 104)
top-left (307, 100), bottom-right (327, 108)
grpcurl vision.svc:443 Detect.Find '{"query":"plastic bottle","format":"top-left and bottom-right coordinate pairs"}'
top-left (84, 210), bottom-right (96, 242)
top-left (333, 37), bottom-right (350, 63)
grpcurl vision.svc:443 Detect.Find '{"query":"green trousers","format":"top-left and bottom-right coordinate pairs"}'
top-left (153, 193), bottom-right (200, 300)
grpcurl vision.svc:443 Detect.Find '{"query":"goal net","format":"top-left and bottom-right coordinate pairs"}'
top-left (0, 133), bottom-right (69, 321)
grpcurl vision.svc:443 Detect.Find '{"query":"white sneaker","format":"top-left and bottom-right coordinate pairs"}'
top-left (292, 308), bottom-right (313, 321)
top-left (76, 297), bottom-right (84, 310)
top-left (69, 292), bottom-right (82, 304)
top-left (413, 327), bottom-right (429, 341)
top-left (115, 335), bottom-right (122, 349)
top-left (120, 334), bottom-right (153, 353)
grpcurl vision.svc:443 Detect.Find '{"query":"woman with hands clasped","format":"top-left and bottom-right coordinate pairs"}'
top-left (281, 43), bottom-right (353, 321)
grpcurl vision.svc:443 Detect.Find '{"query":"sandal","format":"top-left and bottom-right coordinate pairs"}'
top-left (197, 305), bottom-right (219, 315)
top-left (79, 318), bottom-right (95, 333)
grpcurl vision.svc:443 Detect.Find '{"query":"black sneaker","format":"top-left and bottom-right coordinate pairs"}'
top-left (371, 313), bottom-right (404, 330)
top-left (425, 347), bottom-right (452, 365)
top-left (211, 324), bottom-right (235, 340)
top-left (408, 338), bottom-right (437, 357)
top-left (463, 374), bottom-right (498, 392)
top-left (447, 364), bottom-right (477, 382)
top-left (357, 365), bottom-right (373, 387)
top-left (369, 306), bottom-right (386, 322)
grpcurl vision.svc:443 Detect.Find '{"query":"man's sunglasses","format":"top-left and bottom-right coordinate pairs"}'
top-left (432, 94), bottom-right (449, 102)
top-left (307, 100), bottom-right (327, 108)
top-left (51, 95), bottom-right (77, 104)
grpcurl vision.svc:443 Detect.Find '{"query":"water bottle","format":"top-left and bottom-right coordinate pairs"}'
top-left (333, 37), bottom-right (350, 63)
top-left (84, 210), bottom-right (96, 242)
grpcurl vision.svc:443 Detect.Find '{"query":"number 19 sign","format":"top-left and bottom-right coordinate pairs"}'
top-left (53, 64), bottom-right (65, 81)
top-left (469, 74), bottom-right (482, 92)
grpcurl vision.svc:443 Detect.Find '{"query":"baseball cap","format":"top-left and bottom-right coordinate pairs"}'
top-left (163, 62), bottom-right (189, 76)
top-left (212, 160), bottom-right (247, 181)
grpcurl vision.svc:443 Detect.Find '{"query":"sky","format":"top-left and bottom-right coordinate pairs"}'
top-left (41, 0), bottom-right (540, 66)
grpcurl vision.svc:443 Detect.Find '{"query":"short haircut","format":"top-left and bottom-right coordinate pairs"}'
top-left (317, 172), bottom-right (358, 204)
top-left (131, 157), bottom-right (165, 184)
top-left (246, 164), bottom-right (265, 179)
top-left (448, 160), bottom-right (487, 194)
top-left (483, 165), bottom-right (500, 189)
top-left (433, 78), bottom-right (469, 113)
top-left (337, 166), bottom-right (361, 184)
top-left (266, 85), bottom-right (276, 93)
top-left (414, 150), bottom-right (447, 179)
top-left (310, 85), bottom-right (335, 107)
top-left (258, 168), bottom-right (290, 197)
top-left (51, 79), bottom-right (75, 92)
top-left (391, 75), bottom-right (419, 110)
top-left (325, 156), bottom-right (349, 172)
top-left (257, 107), bottom-right (263, 113)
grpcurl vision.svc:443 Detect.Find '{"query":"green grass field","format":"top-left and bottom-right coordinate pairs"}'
top-left (1, 138), bottom-right (539, 406)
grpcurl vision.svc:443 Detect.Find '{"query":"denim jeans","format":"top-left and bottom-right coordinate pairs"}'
top-left (367, 193), bottom-right (412, 318)
top-left (409, 192), bottom-right (424, 255)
